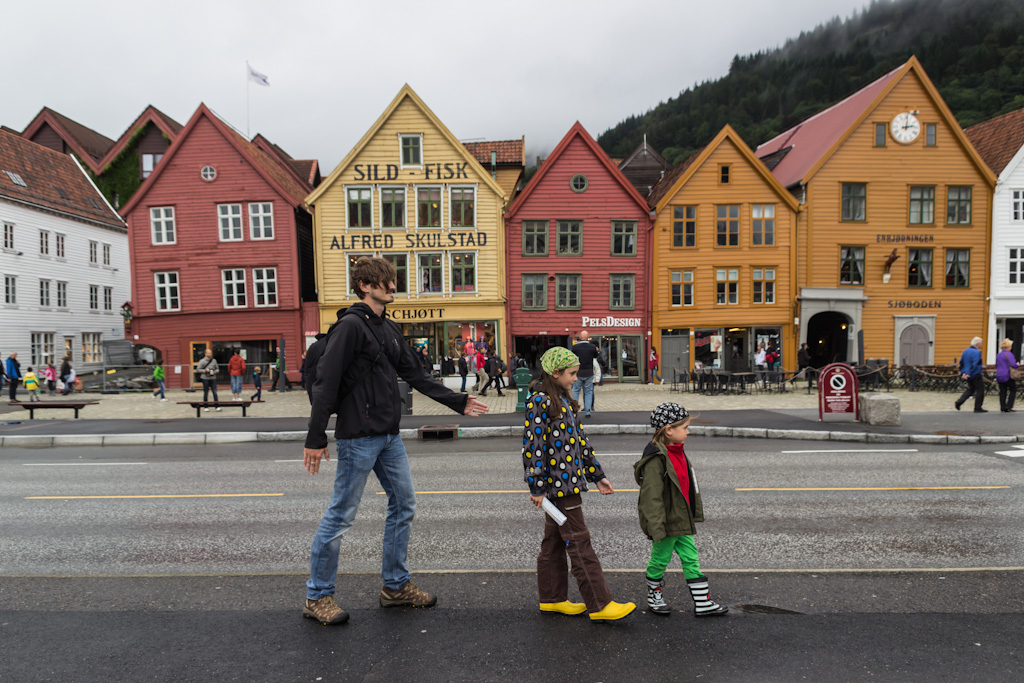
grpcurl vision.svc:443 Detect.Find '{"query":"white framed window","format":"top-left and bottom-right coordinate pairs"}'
top-left (716, 268), bottom-right (739, 305)
top-left (1013, 190), bottom-right (1024, 223)
top-left (154, 271), bottom-right (180, 312)
top-left (670, 271), bottom-right (682, 307)
top-left (3, 222), bottom-right (13, 250)
top-left (449, 186), bottom-right (476, 228)
top-left (683, 270), bottom-right (694, 306)
top-left (55, 233), bottom-right (65, 258)
top-left (753, 268), bottom-right (776, 304)
top-left (449, 252), bottom-right (476, 293)
top-left (56, 281), bottom-right (67, 308)
top-left (417, 252), bottom-right (444, 294)
top-left (221, 269), bottom-right (247, 308)
top-left (104, 286), bottom-right (113, 311)
top-left (380, 188), bottom-right (406, 229)
top-left (89, 240), bottom-right (98, 264)
top-left (4, 274), bottom-right (15, 304)
top-left (382, 253), bottom-right (410, 295)
top-left (1009, 248), bottom-right (1024, 285)
top-left (400, 134), bottom-right (423, 168)
top-left (30, 332), bottom-right (54, 366)
top-left (89, 285), bottom-right (99, 311)
top-left (63, 336), bottom-right (74, 363)
top-left (39, 279), bottom-right (51, 307)
top-left (82, 333), bottom-right (102, 363)
top-left (150, 207), bottom-right (176, 244)
top-left (201, 165), bottom-right (217, 182)
top-left (416, 186), bottom-right (442, 228)
top-left (347, 187), bottom-right (373, 228)
top-left (102, 243), bottom-right (111, 266)
top-left (141, 153), bottom-right (162, 179)
top-left (249, 202), bottom-right (274, 240)
top-left (218, 204), bottom-right (243, 241)
top-left (253, 267), bottom-right (278, 307)
top-left (39, 230), bottom-right (50, 256)
top-left (752, 205), bottom-right (775, 246)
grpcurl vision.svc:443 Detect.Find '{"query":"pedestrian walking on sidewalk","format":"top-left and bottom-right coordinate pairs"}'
top-left (571, 331), bottom-right (600, 418)
top-left (523, 346), bottom-right (635, 623)
top-left (635, 403), bottom-right (729, 618)
top-left (458, 349), bottom-right (469, 392)
top-left (43, 362), bottom-right (56, 395)
top-left (152, 361), bottom-right (166, 400)
top-left (6, 351), bottom-right (21, 401)
top-left (22, 367), bottom-right (41, 402)
top-left (302, 256), bottom-right (488, 626)
top-left (955, 336), bottom-right (987, 413)
top-left (995, 338), bottom-right (1019, 413)
top-left (196, 348), bottom-right (220, 410)
top-left (228, 349), bottom-right (246, 401)
top-left (648, 346), bottom-right (662, 385)
top-left (250, 366), bottom-right (263, 401)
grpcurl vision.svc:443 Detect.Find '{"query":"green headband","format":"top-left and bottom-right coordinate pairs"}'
top-left (540, 346), bottom-right (580, 375)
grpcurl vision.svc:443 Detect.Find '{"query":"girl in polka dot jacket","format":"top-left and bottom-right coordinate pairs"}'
top-left (521, 346), bottom-right (635, 623)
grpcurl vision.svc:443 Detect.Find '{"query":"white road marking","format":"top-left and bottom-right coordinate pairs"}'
top-left (22, 462), bottom-right (149, 466)
top-left (994, 445), bottom-right (1024, 458)
top-left (780, 449), bottom-right (919, 454)
top-left (274, 459), bottom-right (303, 463)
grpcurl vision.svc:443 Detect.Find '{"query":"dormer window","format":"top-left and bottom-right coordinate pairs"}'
top-left (141, 153), bottom-right (163, 179)
top-left (400, 134), bottom-right (422, 167)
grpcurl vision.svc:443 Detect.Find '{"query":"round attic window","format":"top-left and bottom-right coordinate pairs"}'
top-left (570, 174), bottom-right (588, 193)
top-left (200, 165), bottom-right (217, 182)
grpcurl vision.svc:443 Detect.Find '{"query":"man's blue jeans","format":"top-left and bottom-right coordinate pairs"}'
top-left (306, 433), bottom-right (417, 599)
top-left (230, 375), bottom-right (242, 394)
top-left (572, 374), bottom-right (595, 414)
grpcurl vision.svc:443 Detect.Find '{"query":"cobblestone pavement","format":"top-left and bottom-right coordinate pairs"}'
top-left (0, 380), bottom-right (969, 420)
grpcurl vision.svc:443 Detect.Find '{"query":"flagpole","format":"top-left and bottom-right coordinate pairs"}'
top-left (246, 60), bottom-right (250, 138)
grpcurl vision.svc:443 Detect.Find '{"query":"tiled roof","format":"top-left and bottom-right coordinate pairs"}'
top-left (646, 148), bottom-right (703, 208)
top-left (0, 129), bottom-right (123, 230)
top-left (964, 105), bottom-right (1024, 177)
top-left (463, 139), bottom-right (523, 166)
top-left (289, 159), bottom-right (319, 186)
top-left (756, 64), bottom-right (903, 188)
top-left (217, 120), bottom-right (313, 207)
top-left (149, 106), bottom-right (183, 136)
top-left (31, 107), bottom-right (114, 163)
top-left (251, 133), bottom-right (320, 189)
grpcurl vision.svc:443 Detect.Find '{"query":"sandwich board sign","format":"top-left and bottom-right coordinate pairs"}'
top-left (818, 362), bottom-right (859, 422)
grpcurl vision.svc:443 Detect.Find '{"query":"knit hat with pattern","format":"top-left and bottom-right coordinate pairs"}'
top-left (650, 402), bottom-right (690, 431)
top-left (540, 346), bottom-right (580, 375)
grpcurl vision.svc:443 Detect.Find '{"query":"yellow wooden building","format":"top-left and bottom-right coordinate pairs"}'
top-left (306, 85), bottom-right (515, 360)
top-left (648, 125), bottom-right (801, 375)
top-left (757, 57), bottom-right (996, 368)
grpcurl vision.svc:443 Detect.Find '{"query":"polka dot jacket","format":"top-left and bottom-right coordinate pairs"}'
top-left (522, 391), bottom-right (605, 500)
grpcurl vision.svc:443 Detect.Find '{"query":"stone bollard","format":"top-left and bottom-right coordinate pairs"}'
top-left (859, 393), bottom-right (901, 426)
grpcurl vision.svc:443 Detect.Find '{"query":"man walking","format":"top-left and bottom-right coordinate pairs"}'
top-left (571, 331), bottom-right (600, 418)
top-left (955, 336), bottom-right (987, 413)
top-left (302, 257), bottom-right (488, 625)
top-left (6, 351), bottom-right (21, 402)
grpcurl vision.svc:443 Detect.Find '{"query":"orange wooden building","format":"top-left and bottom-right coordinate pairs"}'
top-left (756, 57), bottom-right (995, 368)
top-left (648, 125), bottom-right (800, 376)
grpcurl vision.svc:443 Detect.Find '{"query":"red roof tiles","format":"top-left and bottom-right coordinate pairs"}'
top-left (463, 139), bottom-right (523, 166)
top-left (964, 105), bottom-right (1024, 177)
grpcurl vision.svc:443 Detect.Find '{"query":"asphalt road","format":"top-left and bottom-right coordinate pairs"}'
top-left (2, 436), bottom-right (1023, 681)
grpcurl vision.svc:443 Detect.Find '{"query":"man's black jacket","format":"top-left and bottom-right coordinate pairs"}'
top-left (571, 341), bottom-right (600, 377)
top-left (305, 302), bottom-right (468, 449)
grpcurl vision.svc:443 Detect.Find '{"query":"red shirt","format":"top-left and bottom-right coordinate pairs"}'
top-left (666, 443), bottom-right (690, 505)
top-left (228, 355), bottom-right (247, 376)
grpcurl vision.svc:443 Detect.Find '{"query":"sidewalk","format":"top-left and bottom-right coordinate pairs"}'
top-left (2, 382), bottom-right (1022, 447)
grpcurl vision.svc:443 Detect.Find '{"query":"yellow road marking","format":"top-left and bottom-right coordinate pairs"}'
top-left (735, 486), bottom-right (1010, 491)
top-left (25, 493), bottom-right (285, 500)
top-left (375, 489), bottom-right (641, 495)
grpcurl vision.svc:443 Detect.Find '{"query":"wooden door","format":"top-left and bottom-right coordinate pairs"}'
top-left (899, 325), bottom-right (929, 366)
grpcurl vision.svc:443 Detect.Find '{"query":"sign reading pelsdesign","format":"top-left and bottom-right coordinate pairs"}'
top-left (580, 315), bottom-right (641, 328)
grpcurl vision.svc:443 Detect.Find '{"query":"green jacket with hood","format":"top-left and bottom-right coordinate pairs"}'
top-left (633, 440), bottom-right (704, 542)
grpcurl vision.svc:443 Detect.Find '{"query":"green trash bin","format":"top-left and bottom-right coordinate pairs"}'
top-left (514, 368), bottom-right (533, 412)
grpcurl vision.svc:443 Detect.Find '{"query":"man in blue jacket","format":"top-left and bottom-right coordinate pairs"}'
top-left (301, 257), bottom-right (488, 626)
top-left (955, 336), bottom-right (987, 413)
top-left (6, 351), bottom-right (21, 402)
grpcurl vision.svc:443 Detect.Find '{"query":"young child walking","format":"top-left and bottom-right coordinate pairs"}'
top-left (152, 361), bottom-right (166, 400)
top-left (23, 367), bottom-right (41, 402)
top-left (523, 346), bottom-right (635, 623)
top-left (250, 366), bottom-right (263, 401)
top-left (634, 402), bottom-right (728, 617)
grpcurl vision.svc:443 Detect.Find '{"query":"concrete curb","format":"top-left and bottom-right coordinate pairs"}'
top-left (4, 425), bottom-right (1024, 448)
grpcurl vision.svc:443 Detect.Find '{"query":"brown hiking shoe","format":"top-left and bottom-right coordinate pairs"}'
top-left (303, 596), bottom-right (349, 625)
top-left (379, 580), bottom-right (437, 608)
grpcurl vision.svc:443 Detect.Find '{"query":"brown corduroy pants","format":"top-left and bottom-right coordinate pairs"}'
top-left (536, 494), bottom-right (612, 613)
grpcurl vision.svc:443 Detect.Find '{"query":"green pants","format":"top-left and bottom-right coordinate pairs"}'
top-left (646, 535), bottom-right (701, 580)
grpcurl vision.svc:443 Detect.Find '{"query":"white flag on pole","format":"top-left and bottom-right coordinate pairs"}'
top-left (247, 63), bottom-right (270, 87)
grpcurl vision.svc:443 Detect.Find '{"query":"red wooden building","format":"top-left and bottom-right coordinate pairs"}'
top-left (120, 103), bottom-right (318, 389)
top-left (504, 122), bottom-right (653, 381)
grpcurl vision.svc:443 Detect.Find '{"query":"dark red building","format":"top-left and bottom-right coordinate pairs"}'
top-left (120, 103), bottom-right (318, 389)
top-left (504, 122), bottom-right (652, 381)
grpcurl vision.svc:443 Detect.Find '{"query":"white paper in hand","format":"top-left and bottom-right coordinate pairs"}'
top-left (541, 497), bottom-right (567, 526)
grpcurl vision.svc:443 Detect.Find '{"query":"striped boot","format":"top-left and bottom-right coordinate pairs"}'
top-left (646, 575), bottom-right (671, 615)
top-left (686, 575), bottom-right (729, 617)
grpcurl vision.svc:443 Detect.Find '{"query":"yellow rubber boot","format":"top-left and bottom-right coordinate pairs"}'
top-left (539, 600), bottom-right (587, 615)
top-left (589, 601), bottom-right (636, 622)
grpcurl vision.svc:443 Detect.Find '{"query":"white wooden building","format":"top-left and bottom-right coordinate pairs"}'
top-left (965, 108), bottom-right (1024, 362)
top-left (0, 129), bottom-right (129, 377)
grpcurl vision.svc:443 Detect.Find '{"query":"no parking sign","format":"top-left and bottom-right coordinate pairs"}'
top-left (818, 362), bottom-right (859, 422)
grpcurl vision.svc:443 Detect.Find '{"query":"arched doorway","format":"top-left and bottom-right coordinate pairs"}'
top-left (899, 324), bottom-right (930, 366)
top-left (807, 312), bottom-right (850, 367)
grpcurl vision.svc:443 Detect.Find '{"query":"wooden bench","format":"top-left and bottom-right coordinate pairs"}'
top-left (8, 401), bottom-right (98, 419)
top-left (176, 400), bottom-right (255, 417)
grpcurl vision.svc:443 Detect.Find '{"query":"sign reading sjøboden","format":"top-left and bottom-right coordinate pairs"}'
top-left (818, 363), bottom-right (859, 422)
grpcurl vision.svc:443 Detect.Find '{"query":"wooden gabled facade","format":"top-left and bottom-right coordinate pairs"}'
top-left (757, 57), bottom-right (996, 368)
top-left (504, 122), bottom-right (653, 380)
top-left (306, 85), bottom-right (512, 363)
top-left (120, 104), bottom-right (317, 388)
top-left (648, 125), bottom-right (800, 377)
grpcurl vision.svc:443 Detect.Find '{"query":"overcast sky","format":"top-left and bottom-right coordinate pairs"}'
top-left (3, 0), bottom-right (872, 170)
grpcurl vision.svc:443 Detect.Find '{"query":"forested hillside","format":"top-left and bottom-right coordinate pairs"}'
top-left (598, 0), bottom-right (1024, 165)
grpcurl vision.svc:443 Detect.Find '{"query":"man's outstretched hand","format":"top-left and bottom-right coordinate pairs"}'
top-left (463, 395), bottom-right (489, 417)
